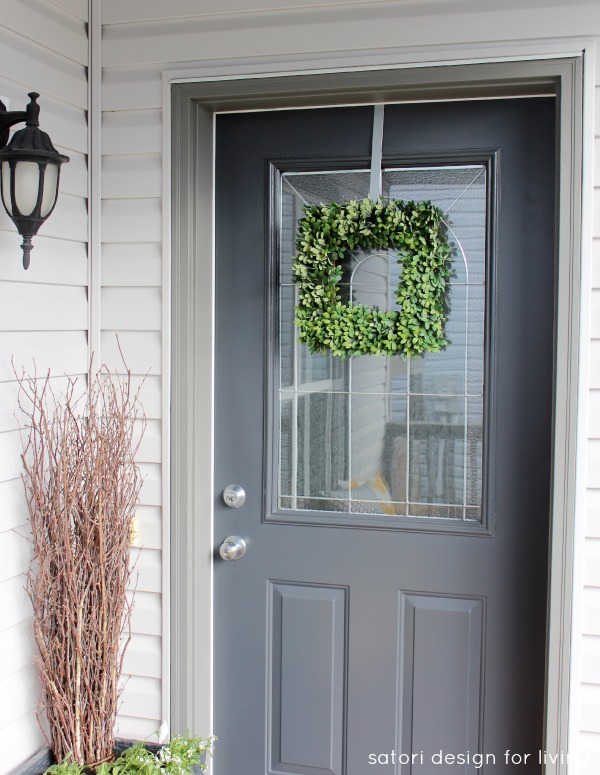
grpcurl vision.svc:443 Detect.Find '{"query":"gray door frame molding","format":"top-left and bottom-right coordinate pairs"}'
top-left (170, 57), bottom-right (584, 774)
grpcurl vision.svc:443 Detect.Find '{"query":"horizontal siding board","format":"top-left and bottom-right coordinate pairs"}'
top-left (101, 6), bottom-right (600, 69)
top-left (0, 712), bottom-right (46, 774)
top-left (135, 419), bottom-right (161, 464)
top-left (590, 291), bottom-right (600, 339)
top-left (127, 375), bottom-right (162, 419)
top-left (122, 634), bottom-right (162, 678)
top-left (589, 391), bottom-right (600, 438)
top-left (1, 331), bottom-right (89, 382)
top-left (0, 283), bottom-right (88, 332)
top-left (0, 430), bottom-right (25, 486)
top-left (0, 576), bottom-right (31, 634)
top-left (117, 676), bottom-right (162, 720)
top-left (102, 199), bottom-right (162, 244)
top-left (60, 151), bottom-right (88, 199)
top-left (589, 341), bottom-right (600, 390)
top-left (578, 748), bottom-right (600, 774)
top-left (0, 479), bottom-right (28, 531)
top-left (101, 0), bottom-right (400, 24)
top-left (115, 714), bottom-right (162, 742)
top-left (592, 238), bottom-right (600, 289)
top-left (580, 681), bottom-right (600, 733)
top-left (129, 590), bottom-right (162, 636)
top-left (577, 744), bottom-right (600, 775)
top-left (587, 493), bottom-right (600, 539)
top-left (102, 154), bottom-right (162, 200)
top-left (1, 375), bottom-right (77, 434)
top-left (0, 666), bottom-right (40, 731)
top-left (0, 0), bottom-right (87, 66)
top-left (587, 441), bottom-right (600, 489)
top-left (130, 548), bottom-right (162, 593)
top-left (110, 387), bottom-right (163, 431)
top-left (103, 110), bottom-right (162, 155)
top-left (134, 505), bottom-right (163, 550)
top-left (102, 13), bottom-right (345, 69)
top-left (100, 332), bottom-right (162, 375)
top-left (102, 243), bottom-right (162, 287)
top-left (102, 67), bottom-right (162, 112)
top-left (101, 288), bottom-right (162, 331)
top-left (0, 232), bottom-right (87, 286)
top-left (0, 529), bottom-right (30, 587)
top-left (0, 621), bottom-right (35, 683)
top-left (580, 708), bottom-right (600, 735)
top-left (0, 34), bottom-right (87, 111)
top-left (582, 636), bottom-right (600, 683)
top-left (47, 0), bottom-right (89, 22)
top-left (580, 730), bottom-right (600, 752)
top-left (583, 588), bottom-right (600, 636)
top-left (584, 538), bottom-right (600, 588)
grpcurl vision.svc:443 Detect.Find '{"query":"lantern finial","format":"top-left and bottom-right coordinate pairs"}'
top-left (21, 236), bottom-right (33, 270)
top-left (25, 93), bottom-right (41, 128)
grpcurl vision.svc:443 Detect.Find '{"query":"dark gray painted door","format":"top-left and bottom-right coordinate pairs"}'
top-left (214, 100), bottom-right (555, 774)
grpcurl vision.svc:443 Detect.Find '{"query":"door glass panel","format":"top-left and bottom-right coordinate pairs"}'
top-left (276, 165), bottom-right (486, 522)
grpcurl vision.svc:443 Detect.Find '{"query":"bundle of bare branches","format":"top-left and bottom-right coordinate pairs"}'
top-left (16, 364), bottom-right (145, 767)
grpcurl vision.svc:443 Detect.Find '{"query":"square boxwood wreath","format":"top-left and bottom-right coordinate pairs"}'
top-left (292, 197), bottom-right (452, 358)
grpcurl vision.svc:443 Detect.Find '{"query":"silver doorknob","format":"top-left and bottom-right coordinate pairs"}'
top-left (219, 535), bottom-right (247, 561)
top-left (223, 484), bottom-right (246, 508)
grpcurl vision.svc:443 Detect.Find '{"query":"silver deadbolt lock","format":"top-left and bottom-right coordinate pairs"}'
top-left (219, 535), bottom-right (247, 561)
top-left (223, 483), bottom-right (246, 508)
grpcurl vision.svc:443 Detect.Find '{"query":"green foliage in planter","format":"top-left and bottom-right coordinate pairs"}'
top-left (292, 197), bottom-right (452, 358)
top-left (44, 762), bottom-right (84, 775)
top-left (44, 735), bottom-right (216, 775)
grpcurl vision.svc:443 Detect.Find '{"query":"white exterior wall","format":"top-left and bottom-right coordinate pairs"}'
top-left (0, 1), bottom-right (89, 773)
top-left (99, 0), bottom-right (600, 766)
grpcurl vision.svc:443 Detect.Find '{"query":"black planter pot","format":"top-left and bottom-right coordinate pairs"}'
top-left (11, 738), bottom-right (206, 775)
top-left (113, 739), bottom-right (162, 757)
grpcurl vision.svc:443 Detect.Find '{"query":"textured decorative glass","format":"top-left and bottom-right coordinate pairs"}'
top-left (277, 166), bottom-right (486, 521)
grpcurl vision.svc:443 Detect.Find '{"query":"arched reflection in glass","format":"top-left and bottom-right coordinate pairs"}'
top-left (277, 166), bottom-right (486, 522)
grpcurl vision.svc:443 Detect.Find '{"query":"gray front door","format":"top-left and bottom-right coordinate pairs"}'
top-left (214, 99), bottom-right (555, 774)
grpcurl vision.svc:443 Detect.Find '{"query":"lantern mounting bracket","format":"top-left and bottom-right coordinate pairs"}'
top-left (0, 101), bottom-right (28, 149)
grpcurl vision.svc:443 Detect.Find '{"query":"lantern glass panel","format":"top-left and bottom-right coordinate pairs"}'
top-left (1, 162), bottom-right (13, 215)
top-left (14, 161), bottom-right (41, 217)
top-left (40, 163), bottom-right (59, 217)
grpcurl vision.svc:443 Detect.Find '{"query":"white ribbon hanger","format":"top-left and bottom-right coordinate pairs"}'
top-left (369, 104), bottom-right (385, 201)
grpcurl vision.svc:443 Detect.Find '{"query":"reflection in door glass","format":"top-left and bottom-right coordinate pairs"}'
top-left (277, 166), bottom-right (486, 522)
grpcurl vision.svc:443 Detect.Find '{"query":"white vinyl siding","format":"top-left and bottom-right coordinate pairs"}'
top-left (0, 0), bottom-right (88, 771)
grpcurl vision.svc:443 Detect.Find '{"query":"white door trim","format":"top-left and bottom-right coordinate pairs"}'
top-left (167, 49), bottom-right (593, 774)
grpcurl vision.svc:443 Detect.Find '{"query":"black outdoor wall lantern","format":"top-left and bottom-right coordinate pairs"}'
top-left (0, 92), bottom-right (69, 269)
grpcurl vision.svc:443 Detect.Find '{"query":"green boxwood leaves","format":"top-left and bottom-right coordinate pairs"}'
top-left (292, 197), bottom-right (452, 358)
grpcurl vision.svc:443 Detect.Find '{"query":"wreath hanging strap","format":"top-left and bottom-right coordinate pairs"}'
top-left (292, 197), bottom-right (452, 359)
